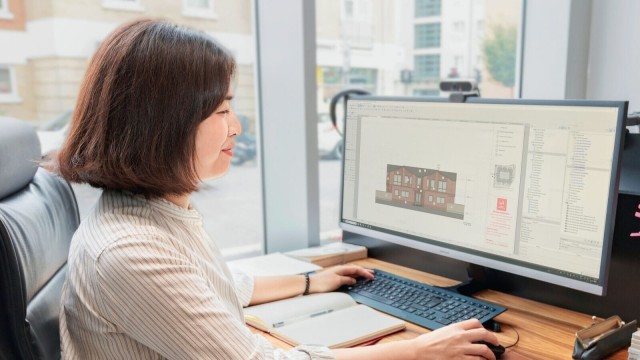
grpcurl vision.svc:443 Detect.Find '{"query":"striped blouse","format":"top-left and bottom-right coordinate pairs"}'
top-left (60, 190), bottom-right (334, 359)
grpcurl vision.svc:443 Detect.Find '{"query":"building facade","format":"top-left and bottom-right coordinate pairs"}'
top-left (377, 164), bottom-right (464, 219)
top-left (0, 0), bottom-right (255, 124)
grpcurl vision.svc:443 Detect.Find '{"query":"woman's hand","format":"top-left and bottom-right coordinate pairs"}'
top-left (410, 319), bottom-right (499, 360)
top-left (332, 318), bottom-right (500, 360)
top-left (309, 264), bottom-right (374, 294)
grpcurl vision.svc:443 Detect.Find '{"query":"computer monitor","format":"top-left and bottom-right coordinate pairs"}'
top-left (340, 96), bottom-right (627, 296)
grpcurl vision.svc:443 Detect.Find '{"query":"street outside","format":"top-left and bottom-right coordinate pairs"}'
top-left (71, 159), bottom-right (343, 259)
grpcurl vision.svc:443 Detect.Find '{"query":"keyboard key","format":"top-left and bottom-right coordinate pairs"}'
top-left (359, 291), bottom-right (395, 305)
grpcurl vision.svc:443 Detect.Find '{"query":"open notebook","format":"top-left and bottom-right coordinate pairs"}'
top-left (244, 292), bottom-right (406, 348)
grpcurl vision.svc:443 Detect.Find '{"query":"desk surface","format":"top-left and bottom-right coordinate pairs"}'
top-left (251, 258), bottom-right (629, 360)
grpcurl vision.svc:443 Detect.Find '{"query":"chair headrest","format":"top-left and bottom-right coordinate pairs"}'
top-left (0, 117), bottom-right (41, 200)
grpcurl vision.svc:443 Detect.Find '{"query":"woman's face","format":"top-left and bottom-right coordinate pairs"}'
top-left (194, 91), bottom-right (241, 180)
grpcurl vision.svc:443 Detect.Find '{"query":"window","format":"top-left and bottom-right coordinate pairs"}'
top-left (438, 180), bottom-right (447, 192)
top-left (0, 5), bottom-right (261, 259)
top-left (428, 195), bottom-right (433, 202)
top-left (393, 174), bottom-right (401, 185)
top-left (0, 0), bottom-right (14, 19)
top-left (415, 0), bottom-right (441, 18)
top-left (344, 0), bottom-right (354, 19)
top-left (315, 0), bottom-right (522, 242)
top-left (452, 21), bottom-right (465, 40)
top-left (417, 178), bottom-right (422, 187)
top-left (430, 179), bottom-right (435, 189)
top-left (401, 191), bottom-right (409, 198)
top-left (414, 54), bottom-right (440, 81)
top-left (404, 175), bottom-right (411, 185)
top-left (415, 23), bottom-right (441, 49)
top-left (101, 0), bottom-right (144, 12)
top-left (183, 0), bottom-right (217, 19)
top-left (395, 189), bottom-right (399, 196)
top-left (0, 67), bottom-right (20, 103)
top-left (437, 197), bottom-right (445, 204)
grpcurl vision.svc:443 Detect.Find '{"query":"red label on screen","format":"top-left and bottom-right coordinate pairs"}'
top-left (497, 198), bottom-right (507, 212)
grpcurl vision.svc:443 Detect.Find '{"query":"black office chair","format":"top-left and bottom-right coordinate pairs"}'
top-left (0, 117), bottom-right (80, 360)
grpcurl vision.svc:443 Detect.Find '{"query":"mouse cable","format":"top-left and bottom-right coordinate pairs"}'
top-left (499, 323), bottom-right (520, 349)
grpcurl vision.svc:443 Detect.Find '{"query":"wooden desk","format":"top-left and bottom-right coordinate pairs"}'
top-left (252, 258), bottom-right (630, 359)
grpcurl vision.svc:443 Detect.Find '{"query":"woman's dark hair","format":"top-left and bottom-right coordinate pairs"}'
top-left (55, 18), bottom-right (236, 197)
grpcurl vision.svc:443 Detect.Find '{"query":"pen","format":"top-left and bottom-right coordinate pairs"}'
top-left (272, 309), bottom-right (334, 328)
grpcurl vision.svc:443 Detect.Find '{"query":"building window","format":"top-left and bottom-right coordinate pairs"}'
top-left (101, 0), bottom-right (144, 12)
top-left (393, 174), bottom-right (401, 185)
top-left (0, 0), bottom-right (13, 19)
top-left (401, 191), bottom-right (409, 198)
top-left (414, 54), bottom-right (440, 81)
top-left (404, 175), bottom-right (411, 185)
top-left (428, 195), bottom-right (433, 202)
top-left (437, 196), bottom-right (445, 204)
top-left (438, 180), bottom-right (447, 192)
top-left (417, 177), bottom-right (422, 187)
top-left (183, 0), bottom-right (217, 19)
top-left (415, 23), bottom-right (441, 49)
top-left (415, 0), bottom-right (441, 18)
top-left (0, 66), bottom-right (20, 103)
top-left (395, 189), bottom-right (399, 196)
top-left (344, 0), bottom-right (354, 19)
top-left (430, 179), bottom-right (435, 190)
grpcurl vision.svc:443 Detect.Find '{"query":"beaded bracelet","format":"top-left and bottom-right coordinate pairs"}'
top-left (303, 273), bottom-right (311, 295)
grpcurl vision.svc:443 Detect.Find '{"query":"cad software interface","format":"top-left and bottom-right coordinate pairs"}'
top-left (341, 98), bottom-right (622, 289)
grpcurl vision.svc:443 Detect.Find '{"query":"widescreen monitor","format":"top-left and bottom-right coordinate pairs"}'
top-left (340, 96), bottom-right (627, 295)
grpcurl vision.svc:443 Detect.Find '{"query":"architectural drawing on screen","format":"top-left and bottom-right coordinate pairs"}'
top-left (375, 165), bottom-right (465, 220)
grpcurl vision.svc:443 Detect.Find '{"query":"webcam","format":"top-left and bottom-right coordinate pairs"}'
top-left (439, 80), bottom-right (478, 92)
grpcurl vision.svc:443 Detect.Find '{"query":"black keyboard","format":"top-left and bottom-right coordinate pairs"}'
top-left (340, 269), bottom-right (506, 330)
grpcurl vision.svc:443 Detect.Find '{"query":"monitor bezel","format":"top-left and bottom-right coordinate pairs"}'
top-left (339, 95), bottom-right (628, 296)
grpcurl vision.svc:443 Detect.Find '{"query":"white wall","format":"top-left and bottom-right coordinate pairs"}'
top-left (586, 0), bottom-right (640, 111)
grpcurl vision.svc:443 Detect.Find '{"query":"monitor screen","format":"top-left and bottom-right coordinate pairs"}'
top-left (340, 96), bottom-right (627, 295)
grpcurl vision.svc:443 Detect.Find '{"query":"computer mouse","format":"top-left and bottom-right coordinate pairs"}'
top-left (474, 341), bottom-right (505, 359)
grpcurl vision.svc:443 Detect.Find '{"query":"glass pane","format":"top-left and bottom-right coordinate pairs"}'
top-left (186, 0), bottom-right (211, 9)
top-left (0, 68), bottom-right (10, 94)
top-left (0, 3), bottom-right (263, 259)
top-left (316, 0), bottom-right (522, 240)
top-left (415, 23), bottom-right (441, 49)
top-left (415, 0), bottom-right (441, 17)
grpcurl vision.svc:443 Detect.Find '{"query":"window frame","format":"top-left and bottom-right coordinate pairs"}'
top-left (256, 0), bottom-right (526, 253)
top-left (183, 0), bottom-right (218, 20)
top-left (101, 0), bottom-right (145, 12)
top-left (415, 0), bottom-right (441, 18)
top-left (0, 0), bottom-right (14, 19)
top-left (0, 66), bottom-right (21, 103)
top-left (414, 54), bottom-right (441, 81)
top-left (415, 22), bottom-right (441, 49)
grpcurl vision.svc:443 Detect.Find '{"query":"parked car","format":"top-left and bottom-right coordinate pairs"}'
top-left (36, 110), bottom-right (73, 156)
top-left (317, 113), bottom-right (342, 160)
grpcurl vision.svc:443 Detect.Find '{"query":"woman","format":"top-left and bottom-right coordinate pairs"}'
top-left (56, 19), bottom-right (499, 360)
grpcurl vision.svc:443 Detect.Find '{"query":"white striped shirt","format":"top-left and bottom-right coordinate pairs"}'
top-left (60, 190), bottom-right (335, 359)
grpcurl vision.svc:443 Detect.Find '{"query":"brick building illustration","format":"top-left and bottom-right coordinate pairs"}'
top-left (375, 165), bottom-right (465, 219)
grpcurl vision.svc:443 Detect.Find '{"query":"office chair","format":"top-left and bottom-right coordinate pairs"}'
top-left (0, 117), bottom-right (80, 360)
